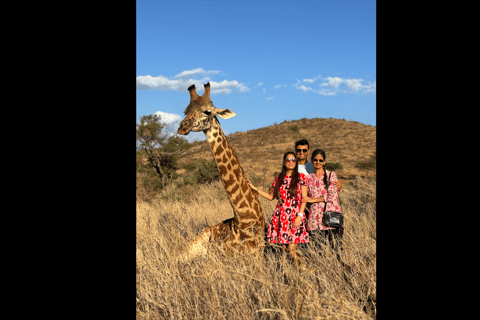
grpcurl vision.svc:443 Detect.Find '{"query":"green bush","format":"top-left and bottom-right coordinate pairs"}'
top-left (288, 125), bottom-right (300, 132)
top-left (191, 159), bottom-right (220, 184)
top-left (355, 160), bottom-right (375, 176)
top-left (182, 162), bottom-right (198, 172)
top-left (141, 175), bottom-right (163, 193)
top-left (325, 162), bottom-right (343, 171)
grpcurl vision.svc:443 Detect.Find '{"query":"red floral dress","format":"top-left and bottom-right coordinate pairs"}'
top-left (267, 173), bottom-right (309, 244)
top-left (305, 170), bottom-right (344, 231)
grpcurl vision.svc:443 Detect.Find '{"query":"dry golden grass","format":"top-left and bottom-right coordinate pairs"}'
top-left (136, 176), bottom-right (376, 319)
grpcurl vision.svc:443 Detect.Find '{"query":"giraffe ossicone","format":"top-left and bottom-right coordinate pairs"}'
top-left (176, 82), bottom-right (265, 262)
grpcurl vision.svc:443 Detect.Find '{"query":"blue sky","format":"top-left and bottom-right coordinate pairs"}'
top-left (137, 0), bottom-right (376, 142)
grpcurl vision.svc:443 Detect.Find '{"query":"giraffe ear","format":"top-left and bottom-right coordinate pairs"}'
top-left (216, 108), bottom-right (236, 119)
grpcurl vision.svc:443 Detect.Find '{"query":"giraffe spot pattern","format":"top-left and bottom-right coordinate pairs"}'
top-left (238, 200), bottom-right (247, 208)
top-left (246, 191), bottom-right (253, 204)
top-left (230, 182), bottom-right (239, 195)
top-left (224, 174), bottom-right (236, 189)
top-left (241, 182), bottom-right (249, 194)
top-left (233, 167), bottom-right (241, 178)
top-left (214, 145), bottom-right (224, 156)
top-left (232, 192), bottom-right (242, 206)
top-left (218, 164), bottom-right (228, 176)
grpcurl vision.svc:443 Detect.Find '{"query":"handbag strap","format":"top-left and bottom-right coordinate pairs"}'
top-left (323, 170), bottom-right (332, 212)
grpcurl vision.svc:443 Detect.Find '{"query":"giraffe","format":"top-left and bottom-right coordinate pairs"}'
top-left (176, 82), bottom-right (265, 262)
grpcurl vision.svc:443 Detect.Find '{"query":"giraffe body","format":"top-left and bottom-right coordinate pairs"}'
top-left (176, 82), bottom-right (265, 262)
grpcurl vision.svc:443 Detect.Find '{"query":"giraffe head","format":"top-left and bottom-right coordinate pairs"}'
top-left (177, 82), bottom-right (236, 135)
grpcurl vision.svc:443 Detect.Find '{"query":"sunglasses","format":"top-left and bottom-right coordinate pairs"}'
top-left (296, 149), bottom-right (308, 153)
top-left (313, 159), bottom-right (325, 163)
top-left (285, 158), bottom-right (297, 163)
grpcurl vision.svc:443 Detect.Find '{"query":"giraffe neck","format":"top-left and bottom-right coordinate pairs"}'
top-left (204, 117), bottom-right (263, 228)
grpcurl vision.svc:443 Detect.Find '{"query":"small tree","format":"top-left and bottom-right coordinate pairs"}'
top-left (136, 114), bottom-right (191, 188)
top-left (160, 135), bottom-right (192, 183)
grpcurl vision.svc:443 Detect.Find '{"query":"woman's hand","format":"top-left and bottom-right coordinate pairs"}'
top-left (246, 180), bottom-right (257, 192)
top-left (293, 215), bottom-right (302, 228)
top-left (335, 180), bottom-right (342, 191)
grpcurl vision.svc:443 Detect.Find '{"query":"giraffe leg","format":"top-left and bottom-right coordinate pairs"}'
top-left (177, 225), bottom-right (214, 263)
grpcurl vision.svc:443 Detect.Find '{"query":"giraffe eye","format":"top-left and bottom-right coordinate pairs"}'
top-left (204, 110), bottom-right (212, 116)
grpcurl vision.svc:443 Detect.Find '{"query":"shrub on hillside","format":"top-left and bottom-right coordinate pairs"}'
top-left (192, 159), bottom-right (220, 184)
top-left (136, 172), bottom-right (163, 202)
top-left (355, 159), bottom-right (375, 176)
top-left (325, 162), bottom-right (343, 171)
top-left (288, 124), bottom-right (300, 132)
top-left (181, 162), bottom-right (198, 172)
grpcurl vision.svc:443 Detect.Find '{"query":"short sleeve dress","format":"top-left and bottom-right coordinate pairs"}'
top-left (267, 173), bottom-right (309, 244)
top-left (305, 170), bottom-right (344, 231)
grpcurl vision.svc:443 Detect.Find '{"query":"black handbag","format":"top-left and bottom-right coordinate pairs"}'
top-left (321, 171), bottom-right (344, 229)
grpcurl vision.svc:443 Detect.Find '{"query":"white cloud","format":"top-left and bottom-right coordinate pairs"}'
top-left (266, 97), bottom-right (274, 100)
top-left (317, 89), bottom-right (337, 96)
top-left (209, 79), bottom-right (250, 94)
top-left (302, 78), bottom-right (317, 83)
top-left (295, 76), bottom-right (376, 95)
top-left (257, 82), bottom-right (263, 86)
top-left (362, 81), bottom-right (376, 94)
top-left (174, 68), bottom-right (220, 79)
top-left (302, 75), bottom-right (321, 83)
top-left (153, 111), bottom-right (181, 124)
top-left (324, 77), bottom-right (343, 89)
top-left (274, 84), bottom-right (286, 89)
top-left (344, 79), bottom-right (364, 93)
top-left (294, 84), bottom-right (313, 92)
top-left (262, 88), bottom-right (266, 94)
top-left (137, 68), bottom-right (249, 94)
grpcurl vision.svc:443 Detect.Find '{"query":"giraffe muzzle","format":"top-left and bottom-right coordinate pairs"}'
top-left (177, 120), bottom-right (191, 135)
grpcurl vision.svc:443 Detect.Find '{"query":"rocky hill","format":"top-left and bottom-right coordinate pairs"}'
top-left (176, 117), bottom-right (376, 188)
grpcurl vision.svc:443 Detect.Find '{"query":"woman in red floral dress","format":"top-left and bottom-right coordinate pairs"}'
top-left (247, 152), bottom-right (309, 265)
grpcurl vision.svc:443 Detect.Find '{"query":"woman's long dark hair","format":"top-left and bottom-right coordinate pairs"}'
top-left (311, 149), bottom-right (328, 188)
top-left (271, 151), bottom-right (300, 200)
